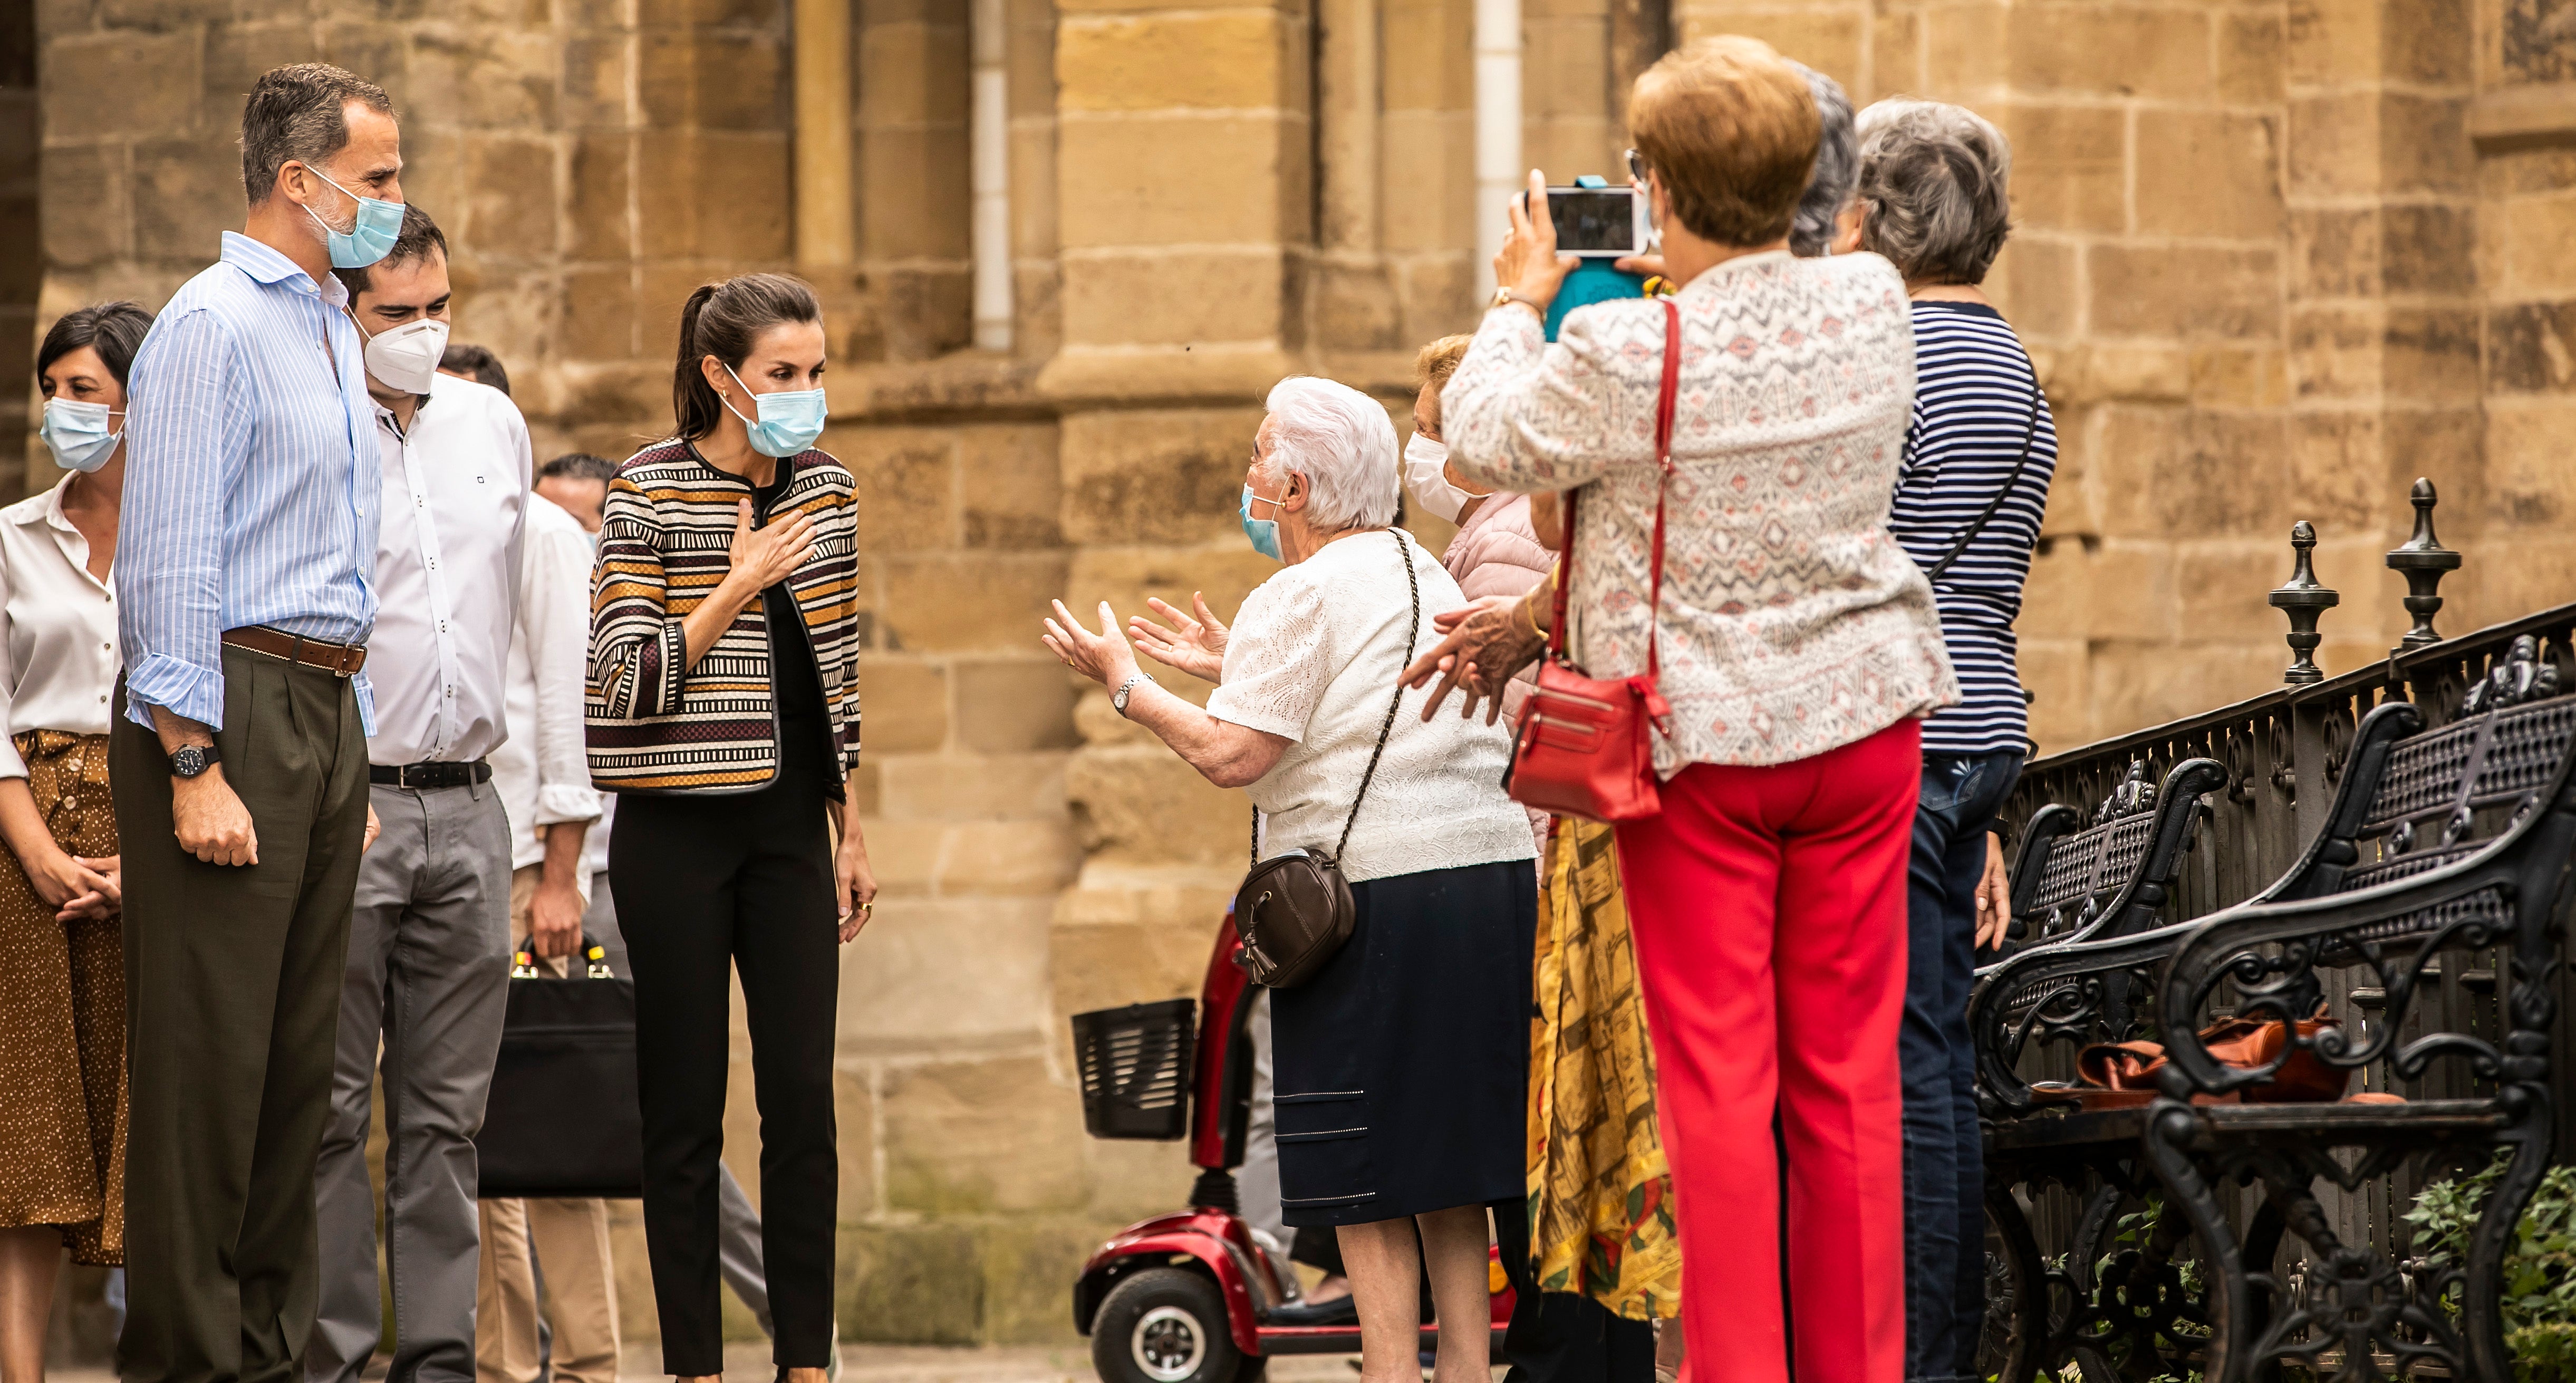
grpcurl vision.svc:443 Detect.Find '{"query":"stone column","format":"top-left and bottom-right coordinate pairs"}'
top-left (1044, 0), bottom-right (1316, 1212)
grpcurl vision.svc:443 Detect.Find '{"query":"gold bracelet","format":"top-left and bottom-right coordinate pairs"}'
top-left (1517, 588), bottom-right (1549, 641)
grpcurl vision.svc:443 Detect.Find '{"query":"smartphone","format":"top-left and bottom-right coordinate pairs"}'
top-left (1525, 186), bottom-right (1649, 257)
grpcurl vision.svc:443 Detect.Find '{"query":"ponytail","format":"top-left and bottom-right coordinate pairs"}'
top-left (669, 273), bottom-right (825, 442)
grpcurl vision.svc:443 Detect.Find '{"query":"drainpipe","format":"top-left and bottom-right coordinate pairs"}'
top-left (793, 0), bottom-right (855, 272)
top-left (1473, 0), bottom-right (1521, 298)
top-left (971, 0), bottom-right (1014, 351)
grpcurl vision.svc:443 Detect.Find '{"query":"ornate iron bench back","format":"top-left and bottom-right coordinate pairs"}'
top-left (2157, 635), bottom-right (2576, 1097)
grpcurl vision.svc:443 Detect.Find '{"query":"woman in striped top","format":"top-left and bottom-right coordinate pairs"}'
top-left (586, 273), bottom-right (874, 1383)
top-left (1854, 98), bottom-right (2056, 1383)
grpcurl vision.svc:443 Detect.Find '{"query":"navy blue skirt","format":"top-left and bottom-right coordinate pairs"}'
top-left (1269, 859), bottom-right (1538, 1227)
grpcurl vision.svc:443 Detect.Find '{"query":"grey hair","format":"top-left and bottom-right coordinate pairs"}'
top-left (1854, 98), bottom-right (2013, 285)
top-left (1259, 375), bottom-right (1399, 534)
top-left (240, 63), bottom-right (396, 206)
top-left (1787, 63), bottom-right (1857, 258)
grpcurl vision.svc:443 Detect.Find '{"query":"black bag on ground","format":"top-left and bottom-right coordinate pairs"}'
top-left (474, 939), bottom-right (644, 1199)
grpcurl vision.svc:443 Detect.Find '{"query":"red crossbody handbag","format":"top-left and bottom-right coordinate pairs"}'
top-left (1503, 296), bottom-right (1680, 824)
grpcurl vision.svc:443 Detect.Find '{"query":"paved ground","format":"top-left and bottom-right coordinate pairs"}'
top-left (56, 1342), bottom-right (1371, 1383)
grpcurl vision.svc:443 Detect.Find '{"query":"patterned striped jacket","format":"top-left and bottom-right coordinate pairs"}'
top-left (586, 440), bottom-right (862, 794)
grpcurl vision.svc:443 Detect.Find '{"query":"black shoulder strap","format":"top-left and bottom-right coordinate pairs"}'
top-left (1923, 369), bottom-right (2046, 585)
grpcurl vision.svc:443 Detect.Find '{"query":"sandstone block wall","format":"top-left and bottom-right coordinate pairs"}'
top-left (26, 0), bottom-right (2576, 1352)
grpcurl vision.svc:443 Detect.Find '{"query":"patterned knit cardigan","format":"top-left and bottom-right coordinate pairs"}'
top-left (586, 440), bottom-right (862, 794)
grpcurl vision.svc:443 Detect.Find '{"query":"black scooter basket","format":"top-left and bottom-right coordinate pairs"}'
top-left (1070, 999), bottom-right (1195, 1140)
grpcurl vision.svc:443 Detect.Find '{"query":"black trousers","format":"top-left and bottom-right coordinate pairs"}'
top-left (111, 652), bottom-right (370, 1383)
top-left (1493, 1196), bottom-right (1657, 1383)
top-left (611, 759), bottom-right (839, 1376)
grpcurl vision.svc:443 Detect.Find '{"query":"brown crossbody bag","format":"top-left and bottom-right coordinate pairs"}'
top-left (1230, 529), bottom-right (1421, 988)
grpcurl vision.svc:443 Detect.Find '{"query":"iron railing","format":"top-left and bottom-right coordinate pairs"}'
top-left (1997, 478), bottom-right (2576, 1271)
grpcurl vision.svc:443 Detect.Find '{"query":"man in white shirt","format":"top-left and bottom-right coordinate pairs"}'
top-left (476, 481), bottom-right (614, 1383)
top-left (307, 206), bottom-right (534, 1383)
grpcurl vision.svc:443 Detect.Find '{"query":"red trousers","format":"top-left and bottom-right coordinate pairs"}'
top-left (1616, 721), bottom-right (1920, 1383)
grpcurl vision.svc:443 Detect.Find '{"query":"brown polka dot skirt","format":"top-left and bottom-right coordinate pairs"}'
top-left (0, 731), bottom-right (125, 1264)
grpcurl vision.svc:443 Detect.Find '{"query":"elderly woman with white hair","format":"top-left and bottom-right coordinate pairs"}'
top-left (1854, 96), bottom-right (2057, 1383)
top-left (1041, 375), bottom-right (1537, 1383)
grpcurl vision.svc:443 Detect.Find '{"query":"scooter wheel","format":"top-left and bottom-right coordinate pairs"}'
top-left (1089, 1268), bottom-right (1249, 1383)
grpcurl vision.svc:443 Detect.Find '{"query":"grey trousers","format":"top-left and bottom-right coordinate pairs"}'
top-left (308, 782), bottom-right (514, 1383)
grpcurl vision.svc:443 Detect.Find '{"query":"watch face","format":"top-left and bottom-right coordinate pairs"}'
top-left (171, 746), bottom-right (208, 778)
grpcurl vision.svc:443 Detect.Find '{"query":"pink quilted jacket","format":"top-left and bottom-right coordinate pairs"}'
top-left (1441, 492), bottom-right (1554, 601)
top-left (1440, 491), bottom-right (1556, 859)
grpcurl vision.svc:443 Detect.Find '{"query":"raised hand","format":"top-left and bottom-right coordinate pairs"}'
top-left (728, 497), bottom-right (817, 591)
top-left (1127, 593), bottom-right (1230, 682)
top-left (1398, 595), bottom-right (1547, 724)
top-left (1041, 599), bottom-right (1141, 690)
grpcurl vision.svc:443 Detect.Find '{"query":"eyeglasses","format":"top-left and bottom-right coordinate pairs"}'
top-left (1625, 148), bottom-right (1651, 185)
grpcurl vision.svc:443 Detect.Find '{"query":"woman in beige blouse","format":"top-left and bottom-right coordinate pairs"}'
top-left (0, 302), bottom-right (151, 1375)
top-left (1405, 37), bottom-right (1955, 1383)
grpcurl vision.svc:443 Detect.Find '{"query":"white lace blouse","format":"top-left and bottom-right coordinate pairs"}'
top-left (1205, 528), bottom-right (1536, 884)
top-left (1442, 249), bottom-right (1960, 771)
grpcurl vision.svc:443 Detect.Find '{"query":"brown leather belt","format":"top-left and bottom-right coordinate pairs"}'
top-left (221, 626), bottom-right (368, 677)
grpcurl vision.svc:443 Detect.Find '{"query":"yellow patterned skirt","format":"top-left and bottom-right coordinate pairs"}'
top-left (1525, 817), bottom-right (1679, 1319)
top-left (0, 731), bottom-right (125, 1263)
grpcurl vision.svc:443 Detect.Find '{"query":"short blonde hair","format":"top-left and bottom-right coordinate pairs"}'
top-left (1412, 334), bottom-right (1473, 393)
top-left (1627, 36), bottom-right (1820, 248)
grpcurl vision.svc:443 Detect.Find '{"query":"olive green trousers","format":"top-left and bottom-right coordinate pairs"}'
top-left (111, 645), bottom-right (370, 1383)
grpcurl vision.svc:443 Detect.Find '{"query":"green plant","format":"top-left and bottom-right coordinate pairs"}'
top-left (2405, 1154), bottom-right (2576, 1381)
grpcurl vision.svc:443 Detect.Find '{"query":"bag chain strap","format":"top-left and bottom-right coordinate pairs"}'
top-left (1329, 529), bottom-right (1421, 867)
top-left (1548, 297), bottom-right (1681, 676)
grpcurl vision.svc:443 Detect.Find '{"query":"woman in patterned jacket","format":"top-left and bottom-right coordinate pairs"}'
top-left (1407, 35), bottom-right (1958, 1383)
top-left (586, 272), bottom-right (875, 1383)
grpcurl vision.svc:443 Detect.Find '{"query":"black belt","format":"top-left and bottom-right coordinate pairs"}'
top-left (371, 759), bottom-right (491, 790)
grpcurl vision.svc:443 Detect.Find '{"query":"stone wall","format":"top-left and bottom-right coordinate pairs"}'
top-left (1681, 0), bottom-right (2576, 750)
top-left (28, 0), bottom-right (2576, 1355)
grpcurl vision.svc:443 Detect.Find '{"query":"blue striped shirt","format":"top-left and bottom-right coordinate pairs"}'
top-left (1888, 302), bottom-right (2057, 755)
top-left (118, 232), bottom-right (380, 733)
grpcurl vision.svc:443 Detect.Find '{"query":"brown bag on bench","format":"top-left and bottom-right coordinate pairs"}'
top-left (2031, 1010), bottom-right (2399, 1110)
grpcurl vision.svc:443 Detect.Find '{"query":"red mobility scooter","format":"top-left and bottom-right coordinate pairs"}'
top-left (1069, 920), bottom-right (1513, 1383)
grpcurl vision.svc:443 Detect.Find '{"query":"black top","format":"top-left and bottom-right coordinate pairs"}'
top-left (756, 466), bottom-right (838, 799)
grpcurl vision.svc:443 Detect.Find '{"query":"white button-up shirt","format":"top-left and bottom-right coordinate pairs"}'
top-left (0, 474), bottom-right (121, 777)
top-left (367, 372), bottom-right (530, 766)
top-left (489, 494), bottom-right (603, 874)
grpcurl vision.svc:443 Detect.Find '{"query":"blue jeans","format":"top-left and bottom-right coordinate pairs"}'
top-left (1900, 749), bottom-right (2022, 1383)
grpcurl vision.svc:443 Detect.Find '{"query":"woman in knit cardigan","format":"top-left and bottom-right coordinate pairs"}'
top-left (1410, 35), bottom-right (1957, 1383)
top-left (587, 272), bottom-right (877, 1383)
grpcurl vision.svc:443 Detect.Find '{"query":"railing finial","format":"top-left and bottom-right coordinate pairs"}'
top-left (2269, 520), bottom-right (2338, 685)
top-left (2385, 478), bottom-right (2461, 655)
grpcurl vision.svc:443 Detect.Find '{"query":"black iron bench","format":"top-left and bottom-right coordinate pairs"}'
top-left (1972, 636), bottom-right (2576, 1383)
top-left (1967, 757), bottom-right (2229, 1381)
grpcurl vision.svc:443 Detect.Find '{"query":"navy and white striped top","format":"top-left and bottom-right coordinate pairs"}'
top-left (1888, 301), bottom-right (2057, 755)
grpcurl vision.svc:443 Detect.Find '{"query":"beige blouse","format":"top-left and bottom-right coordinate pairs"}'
top-left (0, 474), bottom-right (121, 778)
top-left (1441, 250), bottom-right (1958, 771)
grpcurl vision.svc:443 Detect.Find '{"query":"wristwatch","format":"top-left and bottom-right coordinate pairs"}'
top-left (169, 743), bottom-right (220, 779)
top-left (1111, 671), bottom-right (1156, 717)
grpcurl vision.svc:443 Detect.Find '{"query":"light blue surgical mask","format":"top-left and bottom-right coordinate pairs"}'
top-left (301, 166), bottom-right (406, 270)
top-left (1240, 482), bottom-right (1285, 563)
top-left (723, 364), bottom-right (828, 459)
top-left (39, 398), bottom-right (122, 474)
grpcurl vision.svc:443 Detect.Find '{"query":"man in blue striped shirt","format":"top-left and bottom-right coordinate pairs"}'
top-left (108, 62), bottom-right (404, 1383)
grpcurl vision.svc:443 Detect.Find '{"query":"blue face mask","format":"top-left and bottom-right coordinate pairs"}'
top-left (39, 398), bottom-right (122, 474)
top-left (301, 166), bottom-right (406, 270)
top-left (1240, 482), bottom-right (1285, 562)
top-left (723, 364), bottom-right (828, 459)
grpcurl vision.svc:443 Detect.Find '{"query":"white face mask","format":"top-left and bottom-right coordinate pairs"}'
top-left (1402, 433), bottom-right (1482, 523)
top-left (354, 315), bottom-right (451, 396)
